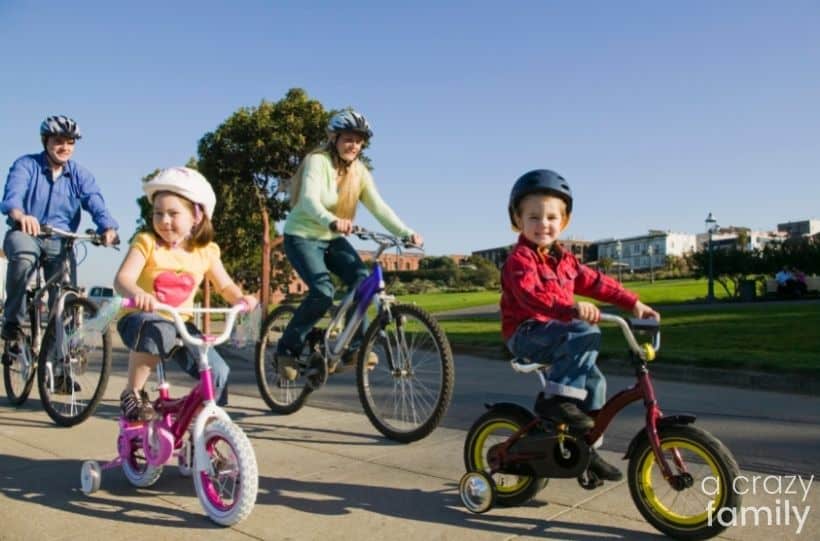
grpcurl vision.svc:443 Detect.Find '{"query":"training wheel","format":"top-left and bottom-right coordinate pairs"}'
top-left (459, 471), bottom-right (495, 514)
top-left (177, 436), bottom-right (193, 477)
top-left (80, 460), bottom-right (102, 495)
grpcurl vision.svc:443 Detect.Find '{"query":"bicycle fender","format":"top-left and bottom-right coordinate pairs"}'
top-left (483, 402), bottom-right (536, 423)
top-left (192, 403), bottom-right (232, 473)
top-left (623, 414), bottom-right (697, 460)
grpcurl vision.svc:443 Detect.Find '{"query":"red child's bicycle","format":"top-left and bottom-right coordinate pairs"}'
top-left (459, 313), bottom-right (741, 540)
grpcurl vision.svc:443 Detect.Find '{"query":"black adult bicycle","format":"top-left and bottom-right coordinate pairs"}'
top-left (2, 225), bottom-right (117, 426)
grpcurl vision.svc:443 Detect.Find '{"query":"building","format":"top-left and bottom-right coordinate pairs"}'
top-left (595, 231), bottom-right (696, 272)
top-left (777, 219), bottom-right (820, 239)
top-left (694, 228), bottom-right (787, 252)
top-left (472, 239), bottom-right (592, 269)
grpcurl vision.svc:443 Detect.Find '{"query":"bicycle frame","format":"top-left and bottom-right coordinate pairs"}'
top-left (112, 302), bottom-right (244, 470)
top-left (510, 314), bottom-right (681, 480)
top-left (323, 264), bottom-right (389, 361)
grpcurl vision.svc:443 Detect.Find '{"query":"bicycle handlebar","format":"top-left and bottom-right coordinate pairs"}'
top-left (120, 298), bottom-right (250, 348)
top-left (510, 313), bottom-right (661, 374)
top-left (351, 226), bottom-right (423, 251)
top-left (38, 224), bottom-right (120, 247)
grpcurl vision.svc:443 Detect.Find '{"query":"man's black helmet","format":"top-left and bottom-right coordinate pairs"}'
top-left (40, 115), bottom-right (82, 140)
top-left (508, 169), bottom-right (573, 228)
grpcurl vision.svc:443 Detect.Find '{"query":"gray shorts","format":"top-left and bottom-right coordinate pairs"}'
top-left (117, 311), bottom-right (230, 405)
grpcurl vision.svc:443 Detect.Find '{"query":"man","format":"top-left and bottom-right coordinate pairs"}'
top-left (1, 115), bottom-right (119, 341)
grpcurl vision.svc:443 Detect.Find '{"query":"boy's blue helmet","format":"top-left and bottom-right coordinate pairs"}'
top-left (508, 169), bottom-right (573, 227)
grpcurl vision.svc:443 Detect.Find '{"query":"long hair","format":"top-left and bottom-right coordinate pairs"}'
top-left (289, 140), bottom-right (361, 220)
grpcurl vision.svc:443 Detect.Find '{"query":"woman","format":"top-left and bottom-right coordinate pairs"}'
top-left (276, 109), bottom-right (423, 380)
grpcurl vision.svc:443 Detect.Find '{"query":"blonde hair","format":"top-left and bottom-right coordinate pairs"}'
top-left (289, 142), bottom-right (361, 220)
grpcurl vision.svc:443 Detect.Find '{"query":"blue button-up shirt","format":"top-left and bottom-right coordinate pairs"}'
top-left (1, 152), bottom-right (118, 233)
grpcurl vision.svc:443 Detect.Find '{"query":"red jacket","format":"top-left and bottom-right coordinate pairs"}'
top-left (501, 235), bottom-right (638, 341)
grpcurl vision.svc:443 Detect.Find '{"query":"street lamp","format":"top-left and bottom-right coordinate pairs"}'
top-left (647, 244), bottom-right (655, 284)
top-left (615, 240), bottom-right (623, 282)
top-left (705, 212), bottom-right (717, 303)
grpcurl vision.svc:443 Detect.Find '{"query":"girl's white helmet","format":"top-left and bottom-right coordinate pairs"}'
top-left (143, 167), bottom-right (216, 219)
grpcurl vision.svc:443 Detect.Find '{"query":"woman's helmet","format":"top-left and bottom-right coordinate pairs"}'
top-left (508, 169), bottom-right (573, 228)
top-left (40, 115), bottom-right (82, 140)
top-left (326, 109), bottom-right (373, 139)
top-left (143, 167), bottom-right (216, 220)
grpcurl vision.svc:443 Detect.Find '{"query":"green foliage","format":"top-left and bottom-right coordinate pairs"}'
top-left (195, 88), bottom-right (330, 292)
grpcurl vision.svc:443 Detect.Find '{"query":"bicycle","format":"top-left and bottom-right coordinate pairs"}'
top-left (255, 227), bottom-right (455, 443)
top-left (80, 300), bottom-right (258, 526)
top-left (459, 313), bottom-right (741, 540)
top-left (1, 224), bottom-right (116, 426)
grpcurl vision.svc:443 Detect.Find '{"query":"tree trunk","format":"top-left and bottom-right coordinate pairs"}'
top-left (261, 207), bottom-right (271, 314)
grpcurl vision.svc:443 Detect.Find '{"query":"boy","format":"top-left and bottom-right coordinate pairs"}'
top-left (501, 169), bottom-right (659, 481)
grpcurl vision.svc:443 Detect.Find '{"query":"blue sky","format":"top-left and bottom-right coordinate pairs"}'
top-left (2, 1), bottom-right (818, 287)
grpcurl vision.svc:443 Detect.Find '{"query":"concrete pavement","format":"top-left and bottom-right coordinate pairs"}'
top-left (1, 366), bottom-right (818, 541)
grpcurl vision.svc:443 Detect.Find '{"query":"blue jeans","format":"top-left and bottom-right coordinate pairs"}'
top-left (3, 230), bottom-right (76, 328)
top-left (117, 312), bottom-right (230, 406)
top-left (508, 319), bottom-right (605, 411)
top-left (278, 234), bottom-right (369, 356)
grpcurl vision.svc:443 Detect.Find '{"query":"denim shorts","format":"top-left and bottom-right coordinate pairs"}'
top-left (117, 311), bottom-right (230, 405)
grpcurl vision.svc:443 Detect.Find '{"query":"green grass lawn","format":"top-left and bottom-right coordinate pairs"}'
top-left (396, 279), bottom-right (818, 374)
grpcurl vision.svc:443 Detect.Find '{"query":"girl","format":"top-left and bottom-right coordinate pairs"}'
top-left (276, 109), bottom-right (423, 380)
top-left (114, 166), bottom-right (257, 421)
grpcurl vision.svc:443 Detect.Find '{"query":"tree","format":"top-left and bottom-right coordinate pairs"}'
top-left (197, 88), bottom-right (330, 310)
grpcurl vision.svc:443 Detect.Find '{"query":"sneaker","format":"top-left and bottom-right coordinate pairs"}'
top-left (120, 388), bottom-right (156, 422)
top-left (588, 448), bottom-right (623, 481)
top-left (534, 393), bottom-right (595, 431)
top-left (276, 353), bottom-right (299, 382)
top-left (53, 373), bottom-right (82, 394)
top-left (1, 323), bottom-right (22, 342)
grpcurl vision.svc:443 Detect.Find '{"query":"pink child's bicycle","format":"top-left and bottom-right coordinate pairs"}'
top-left (80, 300), bottom-right (258, 526)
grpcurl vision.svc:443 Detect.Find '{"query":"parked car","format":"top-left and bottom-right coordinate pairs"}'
top-left (87, 285), bottom-right (116, 308)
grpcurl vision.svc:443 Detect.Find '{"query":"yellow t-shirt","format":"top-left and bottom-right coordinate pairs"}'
top-left (126, 232), bottom-right (220, 315)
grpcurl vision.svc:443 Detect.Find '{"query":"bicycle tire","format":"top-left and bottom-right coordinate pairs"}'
top-left (463, 408), bottom-right (548, 506)
top-left (357, 303), bottom-right (455, 442)
top-left (3, 337), bottom-right (36, 406)
top-left (254, 305), bottom-right (312, 414)
top-left (37, 296), bottom-right (112, 426)
top-left (628, 424), bottom-right (741, 540)
top-left (193, 419), bottom-right (258, 526)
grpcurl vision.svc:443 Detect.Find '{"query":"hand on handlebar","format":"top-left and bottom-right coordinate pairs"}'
top-left (632, 300), bottom-right (661, 322)
top-left (131, 292), bottom-right (159, 312)
top-left (574, 301), bottom-right (601, 323)
top-left (238, 294), bottom-right (259, 312)
top-left (101, 229), bottom-right (119, 247)
top-left (13, 214), bottom-right (41, 236)
top-left (403, 232), bottom-right (424, 248)
top-left (330, 219), bottom-right (354, 235)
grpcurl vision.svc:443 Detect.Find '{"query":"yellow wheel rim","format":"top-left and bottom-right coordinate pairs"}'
top-left (638, 438), bottom-right (722, 525)
top-left (472, 420), bottom-right (531, 494)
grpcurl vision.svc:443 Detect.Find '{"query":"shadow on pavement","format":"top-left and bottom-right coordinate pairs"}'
top-left (257, 475), bottom-right (665, 540)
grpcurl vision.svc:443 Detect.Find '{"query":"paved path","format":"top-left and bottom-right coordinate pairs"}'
top-left (1, 362), bottom-right (818, 540)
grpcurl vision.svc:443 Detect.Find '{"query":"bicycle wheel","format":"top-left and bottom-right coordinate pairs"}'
top-left (122, 435), bottom-right (164, 488)
top-left (3, 337), bottom-right (36, 406)
top-left (628, 424), bottom-right (741, 540)
top-left (37, 296), bottom-right (112, 426)
top-left (357, 303), bottom-right (455, 442)
top-left (254, 305), bottom-right (311, 414)
top-left (464, 409), bottom-right (548, 506)
top-left (192, 419), bottom-right (258, 526)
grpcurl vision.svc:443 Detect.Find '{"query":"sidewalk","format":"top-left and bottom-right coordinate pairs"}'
top-left (0, 372), bottom-right (817, 540)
